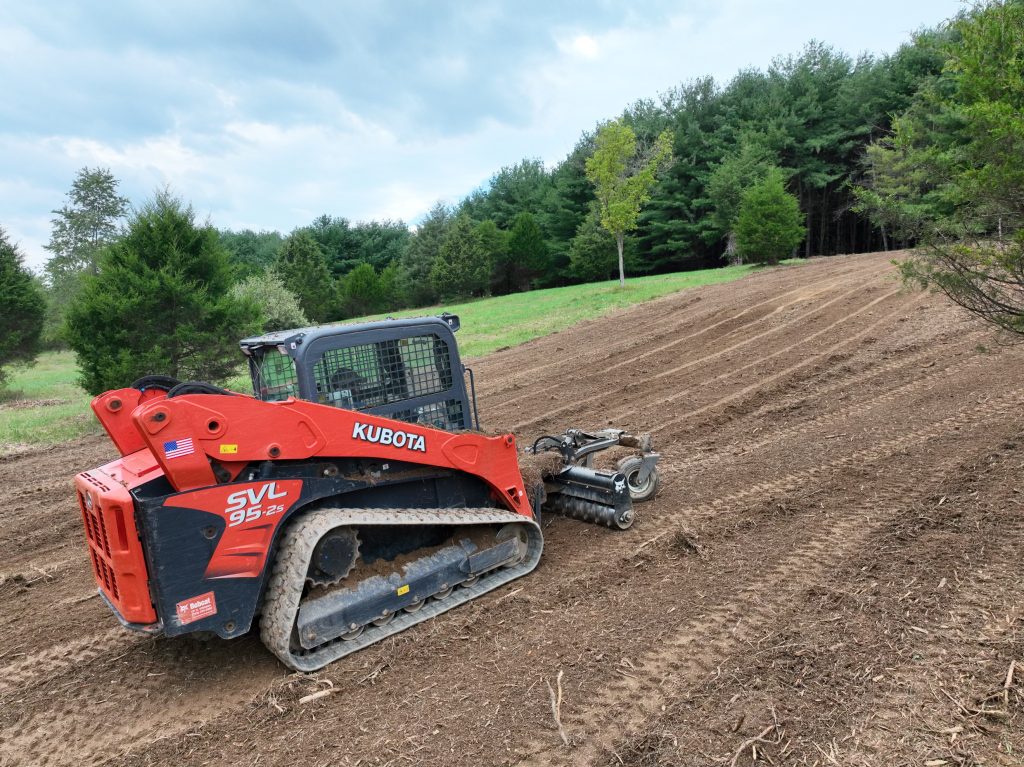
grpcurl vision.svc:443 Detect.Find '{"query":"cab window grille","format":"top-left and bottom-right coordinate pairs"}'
top-left (250, 349), bottom-right (299, 402)
top-left (313, 334), bottom-right (463, 429)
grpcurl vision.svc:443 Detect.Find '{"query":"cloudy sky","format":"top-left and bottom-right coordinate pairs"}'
top-left (2, 0), bottom-right (962, 271)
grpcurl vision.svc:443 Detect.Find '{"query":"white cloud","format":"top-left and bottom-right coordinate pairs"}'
top-left (558, 33), bottom-right (601, 60)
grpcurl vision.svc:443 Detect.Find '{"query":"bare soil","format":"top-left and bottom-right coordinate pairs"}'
top-left (1, 252), bottom-right (1021, 767)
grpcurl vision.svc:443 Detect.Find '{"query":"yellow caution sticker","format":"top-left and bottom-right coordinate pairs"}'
top-left (397, 584), bottom-right (410, 596)
top-left (219, 444), bottom-right (239, 455)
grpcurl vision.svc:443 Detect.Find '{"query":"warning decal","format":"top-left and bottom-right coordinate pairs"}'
top-left (175, 591), bottom-right (217, 625)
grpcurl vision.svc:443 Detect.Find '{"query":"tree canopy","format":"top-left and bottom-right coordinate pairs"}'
top-left (857, 0), bottom-right (1024, 336)
top-left (65, 192), bottom-right (260, 394)
top-left (0, 227), bottom-right (45, 389)
top-left (735, 168), bottom-right (805, 265)
top-left (585, 120), bottom-right (673, 285)
top-left (275, 231), bottom-right (335, 322)
top-left (32, 10), bottom-right (1000, 355)
top-left (44, 167), bottom-right (129, 282)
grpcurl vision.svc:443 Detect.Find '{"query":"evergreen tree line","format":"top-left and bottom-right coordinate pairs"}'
top-left (214, 27), bottom-right (951, 318)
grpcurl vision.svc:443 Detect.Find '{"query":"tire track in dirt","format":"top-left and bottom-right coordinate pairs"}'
top-left (494, 264), bottom-right (880, 411)
top-left (515, 392), bottom-right (1023, 766)
top-left (0, 628), bottom-right (132, 696)
top-left (9, 361), bottom-right (996, 767)
top-left (665, 338), bottom-right (986, 477)
top-left (602, 286), bottom-right (909, 446)
top-left (639, 288), bottom-right (910, 434)
top-left (0, 634), bottom-right (281, 767)
top-left (596, 434), bottom-right (1024, 767)
top-left (476, 256), bottom-right (887, 401)
top-left (513, 279), bottom-right (900, 432)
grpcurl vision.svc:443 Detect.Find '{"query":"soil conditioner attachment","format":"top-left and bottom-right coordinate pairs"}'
top-left (74, 314), bottom-right (660, 670)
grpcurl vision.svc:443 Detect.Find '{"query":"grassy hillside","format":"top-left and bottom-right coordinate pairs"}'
top-left (348, 264), bottom-right (757, 357)
top-left (0, 264), bottom-right (760, 449)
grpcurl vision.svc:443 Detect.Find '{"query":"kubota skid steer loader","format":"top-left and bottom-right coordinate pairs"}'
top-left (74, 314), bottom-right (660, 671)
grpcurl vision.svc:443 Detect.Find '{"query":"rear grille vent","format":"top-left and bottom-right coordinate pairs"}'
top-left (81, 473), bottom-right (111, 493)
top-left (79, 492), bottom-right (112, 557)
top-left (88, 549), bottom-right (120, 599)
top-left (78, 491), bottom-right (119, 600)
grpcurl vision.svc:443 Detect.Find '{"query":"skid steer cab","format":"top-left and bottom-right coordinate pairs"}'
top-left (74, 314), bottom-right (660, 670)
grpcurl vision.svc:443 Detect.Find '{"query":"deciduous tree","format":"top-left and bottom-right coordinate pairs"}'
top-left (230, 269), bottom-right (308, 331)
top-left (585, 120), bottom-right (673, 286)
top-left (44, 167), bottom-right (129, 281)
top-left (43, 167), bottom-right (130, 343)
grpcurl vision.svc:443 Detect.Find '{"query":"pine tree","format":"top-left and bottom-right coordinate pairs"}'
top-left (65, 191), bottom-right (260, 394)
top-left (0, 227), bottom-right (45, 389)
top-left (474, 220), bottom-right (512, 295)
top-left (735, 168), bottom-right (805, 265)
top-left (568, 210), bottom-right (619, 282)
top-left (706, 139), bottom-right (778, 264)
top-left (507, 212), bottom-right (549, 290)
top-left (399, 203), bottom-right (452, 307)
top-left (430, 215), bottom-right (491, 300)
top-left (860, 0), bottom-right (1024, 335)
top-left (340, 262), bottom-right (383, 317)
top-left (542, 138), bottom-right (594, 284)
top-left (275, 231), bottom-right (335, 322)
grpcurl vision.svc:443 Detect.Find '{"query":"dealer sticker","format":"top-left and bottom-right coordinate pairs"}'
top-left (175, 591), bottom-right (217, 625)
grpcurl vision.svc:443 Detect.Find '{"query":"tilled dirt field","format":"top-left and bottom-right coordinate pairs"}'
top-left (1, 251), bottom-right (1021, 766)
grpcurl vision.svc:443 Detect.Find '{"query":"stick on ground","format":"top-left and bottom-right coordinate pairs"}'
top-left (728, 724), bottom-right (783, 767)
top-left (546, 669), bottom-right (569, 746)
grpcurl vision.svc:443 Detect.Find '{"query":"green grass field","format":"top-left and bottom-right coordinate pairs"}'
top-left (0, 264), bottom-right (761, 449)
top-left (349, 264), bottom-right (757, 357)
top-left (0, 350), bottom-right (100, 448)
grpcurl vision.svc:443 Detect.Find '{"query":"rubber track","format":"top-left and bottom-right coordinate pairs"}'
top-left (260, 507), bottom-right (543, 672)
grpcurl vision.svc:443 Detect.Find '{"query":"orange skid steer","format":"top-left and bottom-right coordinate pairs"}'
top-left (74, 314), bottom-right (660, 670)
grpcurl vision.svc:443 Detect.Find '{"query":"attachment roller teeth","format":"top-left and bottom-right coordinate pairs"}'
top-left (548, 496), bottom-right (634, 530)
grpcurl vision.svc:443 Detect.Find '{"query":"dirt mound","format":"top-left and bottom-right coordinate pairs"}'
top-left (1, 252), bottom-right (1021, 767)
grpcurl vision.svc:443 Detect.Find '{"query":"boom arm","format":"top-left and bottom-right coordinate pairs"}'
top-left (128, 394), bottom-right (530, 516)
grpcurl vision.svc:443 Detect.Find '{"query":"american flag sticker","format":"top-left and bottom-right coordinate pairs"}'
top-left (163, 437), bottom-right (195, 459)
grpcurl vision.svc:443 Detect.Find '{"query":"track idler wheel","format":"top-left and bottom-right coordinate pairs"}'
top-left (307, 528), bottom-right (360, 587)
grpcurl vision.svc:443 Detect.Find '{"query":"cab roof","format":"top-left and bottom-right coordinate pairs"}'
top-left (238, 313), bottom-right (460, 354)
